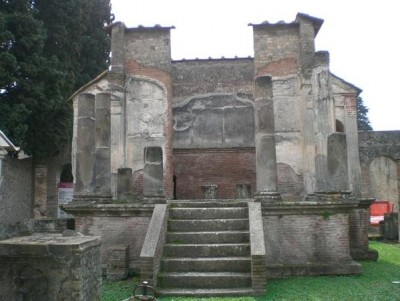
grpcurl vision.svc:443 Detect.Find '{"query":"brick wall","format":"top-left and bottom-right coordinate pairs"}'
top-left (173, 148), bottom-right (256, 199)
top-left (75, 216), bottom-right (151, 273)
top-left (263, 212), bottom-right (359, 277)
top-left (253, 25), bottom-right (300, 77)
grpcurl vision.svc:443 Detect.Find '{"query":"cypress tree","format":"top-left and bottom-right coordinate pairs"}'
top-left (0, 0), bottom-right (113, 158)
top-left (357, 96), bottom-right (373, 131)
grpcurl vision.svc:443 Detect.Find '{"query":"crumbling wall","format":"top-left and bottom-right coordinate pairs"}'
top-left (0, 156), bottom-right (32, 239)
top-left (172, 59), bottom-right (256, 199)
top-left (76, 215), bottom-right (151, 273)
top-left (0, 234), bottom-right (101, 300)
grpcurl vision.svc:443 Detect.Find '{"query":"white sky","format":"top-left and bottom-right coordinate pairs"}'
top-left (111, 0), bottom-right (399, 131)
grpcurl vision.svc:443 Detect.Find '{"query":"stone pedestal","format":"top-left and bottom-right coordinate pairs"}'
top-left (0, 234), bottom-right (101, 301)
top-left (255, 190), bottom-right (282, 204)
top-left (202, 185), bottom-right (218, 199)
top-left (349, 198), bottom-right (378, 261)
top-left (143, 147), bottom-right (165, 203)
top-left (107, 245), bottom-right (129, 281)
top-left (236, 184), bottom-right (251, 199)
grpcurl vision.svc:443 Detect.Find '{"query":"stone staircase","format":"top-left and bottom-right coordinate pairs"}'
top-left (157, 200), bottom-right (255, 296)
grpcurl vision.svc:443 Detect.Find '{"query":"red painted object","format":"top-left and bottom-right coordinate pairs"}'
top-left (370, 201), bottom-right (394, 226)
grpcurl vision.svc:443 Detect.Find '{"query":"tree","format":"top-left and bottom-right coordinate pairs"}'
top-left (357, 96), bottom-right (373, 131)
top-left (35, 0), bottom-right (113, 90)
top-left (0, 0), bottom-right (113, 158)
top-left (0, 0), bottom-right (71, 157)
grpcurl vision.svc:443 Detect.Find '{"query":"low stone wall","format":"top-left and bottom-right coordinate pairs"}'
top-left (0, 233), bottom-right (101, 301)
top-left (0, 223), bottom-right (28, 241)
top-left (64, 203), bottom-right (154, 274)
top-left (261, 195), bottom-right (362, 278)
top-left (140, 204), bottom-right (169, 286)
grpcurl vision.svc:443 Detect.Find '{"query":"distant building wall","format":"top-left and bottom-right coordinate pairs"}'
top-left (358, 131), bottom-right (400, 209)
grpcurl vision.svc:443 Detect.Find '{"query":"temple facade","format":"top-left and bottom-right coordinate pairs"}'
top-left (63, 13), bottom-right (381, 295)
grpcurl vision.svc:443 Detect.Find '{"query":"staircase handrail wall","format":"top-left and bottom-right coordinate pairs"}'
top-left (248, 202), bottom-right (267, 293)
top-left (140, 204), bottom-right (169, 287)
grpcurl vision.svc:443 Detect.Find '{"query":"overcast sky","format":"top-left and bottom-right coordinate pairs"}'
top-left (111, 0), bottom-right (399, 131)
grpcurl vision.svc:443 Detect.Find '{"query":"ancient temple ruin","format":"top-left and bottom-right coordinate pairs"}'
top-left (63, 13), bottom-right (379, 295)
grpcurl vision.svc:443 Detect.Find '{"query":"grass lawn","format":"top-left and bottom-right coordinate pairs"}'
top-left (101, 240), bottom-right (400, 301)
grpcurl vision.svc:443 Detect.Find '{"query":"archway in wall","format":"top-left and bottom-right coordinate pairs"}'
top-left (58, 164), bottom-right (74, 217)
top-left (369, 156), bottom-right (398, 211)
top-left (336, 119), bottom-right (345, 133)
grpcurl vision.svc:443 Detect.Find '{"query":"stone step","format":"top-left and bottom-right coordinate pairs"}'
top-left (169, 207), bottom-right (248, 219)
top-left (157, 272), bottom-right (252, 289)
top-left (158, 288), bottom-right (255, 297)
top-left (169, 200), bottom-right (249, 208)
top-left (167, 230), bottom-right (250, 244)
top-left (168, 218), bottom-right (249, 232)
top-left (161, 257), bottom-right (251, 273)
top-left (163, 243), bottom-right (250, 257)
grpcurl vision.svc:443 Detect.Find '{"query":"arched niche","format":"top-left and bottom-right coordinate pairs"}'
top-left (60, 163), bottom-right (73, 183)
top-left (336, 119), bottom-right (345, 133)
top-left (58, 163), bottom-right (74, 217)
top-left (369, 156), bottom-right (398, 210)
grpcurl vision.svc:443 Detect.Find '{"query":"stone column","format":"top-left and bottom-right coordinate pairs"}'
top-left (254, 76), bottom-right (281, 202)
top-left (312, 52), bottom-right (335, 192)
top-left (94, 93), bottom-right (112, 200)
top-left (110, 22), bottom-right (125, 74)
top-left (74, 93), bottom-right (96, 200)
top-left (111, 97), bottom-right (124, 174)
top-left (302, 81), bottom-right (317, 194)
top-left (143, 147), bottom-right (165, 203)
top-left (344, 95), bottom-right (362, 196)
top-left (327, 133), bottom-right (348, 191)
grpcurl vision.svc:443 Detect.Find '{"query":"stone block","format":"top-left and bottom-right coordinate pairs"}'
top-left (0, 234), bottom-right (101, 301)
top-left (117, 168), bottom-right (134, 199)
top-left (107, 245), bottom-right (129, 281)
top-left (143, 147), bottom-right (164, 198)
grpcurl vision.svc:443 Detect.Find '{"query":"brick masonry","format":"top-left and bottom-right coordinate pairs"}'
top-left (173, 148), bottom-right (256, 199)
top-left (262, 211), bottom-right (360, 278)
top-left (75, 216), bottom-right (151, 273)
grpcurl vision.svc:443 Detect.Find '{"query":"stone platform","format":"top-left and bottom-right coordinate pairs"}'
top-left (0, 233), bottom-right (101, 301)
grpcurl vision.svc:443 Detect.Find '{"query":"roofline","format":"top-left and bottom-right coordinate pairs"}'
top-left (0, 130), bottom-right (19, 152)
top-left (172, 56), bottom-right (254, 63)
top-left (249, 13), bottom-right (324, 37)
top-left (331, 73), bottom-right (363, 95)
top-left (295, 13), bottom-right (324, 36)
top-left (69, 70), bottom-right (108, 101)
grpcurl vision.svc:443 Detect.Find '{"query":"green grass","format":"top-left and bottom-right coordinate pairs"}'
top-left (101, 241), bottom-right (400, 301)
